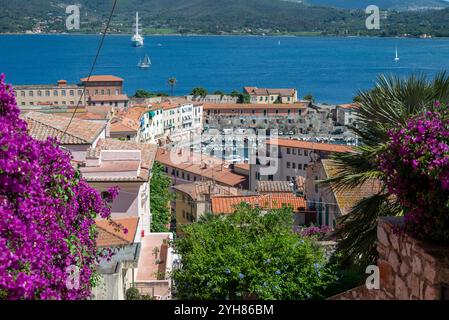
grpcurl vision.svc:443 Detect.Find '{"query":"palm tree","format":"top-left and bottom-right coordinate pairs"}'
top-left (325, 72), bottom-right (449, 268)
top-left (168, 77), bottom-right (177, 96)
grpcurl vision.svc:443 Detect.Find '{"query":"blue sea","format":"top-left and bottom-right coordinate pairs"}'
top-left (1, 34), bottom-right (449, 104)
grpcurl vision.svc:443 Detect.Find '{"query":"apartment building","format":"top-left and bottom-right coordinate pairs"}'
top-left (172, 181), bottom-right (244, 229)
top-left (156, 148), bottom-right (248, 189)
top-left (154, 99), bottom-right (203, 142)
top-left (14, 75), bottom-right (128, 110)
top-left (203, 102), bottom-right (310, 134)
top-left (82, 75), bottom-right (129, 109)
top-left (80, 139), bottom-right (158, 233)
top-left (185, 94), bottom-right (239, 104)
top-left (243, 86), bottom-right (298, 104)
top-left (336, 103), bottom-right (360, 127)
top-left (249, 138), bottom-right (353, 191)
top-left (14, 80), bottom-right (86, 109)
top-left (305, 159), bottom-right (381, 228)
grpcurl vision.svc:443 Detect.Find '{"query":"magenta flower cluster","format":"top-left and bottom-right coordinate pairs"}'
top-left (299, 225), bottom-right (332, 239)
top-left (378, 104), bottom-right (449, 242)
top-left (0, 74), bottom-right (118, 299)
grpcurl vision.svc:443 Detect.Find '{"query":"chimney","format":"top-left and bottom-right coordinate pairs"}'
top-left (57, 80), bottom-right (67, 87)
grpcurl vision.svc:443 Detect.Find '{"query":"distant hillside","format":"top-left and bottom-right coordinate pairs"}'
top-left (1, 0), bottom-right (449, 37)
top-left (301, 0), bottom-right (449, 10)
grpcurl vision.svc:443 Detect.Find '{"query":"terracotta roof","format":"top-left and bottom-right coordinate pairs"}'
top-left (211, 193), bottom-right (306, 215)
top-left (83, 139), bottom-right (158, 182)
top-left (338, 103), bottom-right (360, 110)
top-left (81, 75), bottom-right (124, 82)
top-left (243, 86), bottom-right (296, 97)
top-left (321, 159), bottom-right (382, 215)
top-left (22, 111), bottom-right (106, 145)
top-left (96, 217), bottom-right (139, 247)
top-left (256, 181), bottom-right (294, 193)
top-left (110, 120), bottom-right (137, 134)
top-left (156, 148), bottom-right (248, 187)
top-left (172, 181), bottom-right (242, 200)
top-left (89, 94), bottom-right (129, 102)
top-left (203, 102), bottom-right (308, 110)
top-left (233, 163), bottom-right (250, 172)
top-left (268, 138), bottom-right (353, 153)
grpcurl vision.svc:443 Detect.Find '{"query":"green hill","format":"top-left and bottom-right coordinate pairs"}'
top-left (1, 0), bottom-right (449, 37)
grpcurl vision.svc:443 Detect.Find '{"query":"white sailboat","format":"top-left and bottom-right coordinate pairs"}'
top-left (131, 12), bottom-right (144, 47)
top-left (394, 47), bottom-right (400, 62)
top-left (138, 54), bottom-right (151, 68)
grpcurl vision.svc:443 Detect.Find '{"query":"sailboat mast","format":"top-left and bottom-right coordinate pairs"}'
top-left (135, 12), bottom-right (139, 36)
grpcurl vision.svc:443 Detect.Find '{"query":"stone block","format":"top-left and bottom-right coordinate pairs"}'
top-left (388, 250), bottom-right (400, 273)
top-left (378, 224), bottom-right (390, 247)
top-left (424, 285), bottom-right (440, 300)
top-left (412, 254), bottom-right (423, 275)
top-left (395, 275), bottom-right (409, 300)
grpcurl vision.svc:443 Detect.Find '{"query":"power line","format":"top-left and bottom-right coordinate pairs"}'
top-left (60, 0), bottom-right (118, 139)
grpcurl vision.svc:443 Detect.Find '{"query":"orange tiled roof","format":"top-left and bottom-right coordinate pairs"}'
top-left (211, 193), bottom-right (306, 215)
top-left (22, 111), bottom-right (106, 145)
top-left (156, 148), bottom-right (248, 187)
top-left (81, 75), bottom-right (124, 82)
top-left (172, 181), bottom-right (242, 200)
top-left (268, 138), bottom-right (353, 153)
top-left (256, 181), bottom-right (293, 193)
top-left (338, 103), bottom-right (360, 110)
top-left (96, 217), bottom-right (139, 247)
top-left (321, 159), bottom-right (382, 215)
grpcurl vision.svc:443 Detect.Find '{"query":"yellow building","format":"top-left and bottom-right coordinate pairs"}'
top-left (171, 181), bottom-right (243, 231)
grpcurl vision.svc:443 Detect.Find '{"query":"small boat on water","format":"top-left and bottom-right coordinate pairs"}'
top-left (394, 47), bottom-right (400, 62)
top-left (138, 54), bottom-right (151, 68)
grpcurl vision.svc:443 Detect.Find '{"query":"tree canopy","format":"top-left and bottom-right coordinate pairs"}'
top-left (172, 204), bottom-right (336, 300)
top-left (150, 162), bottom-right (173, 232)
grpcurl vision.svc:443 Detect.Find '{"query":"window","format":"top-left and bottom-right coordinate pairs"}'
top-left (292, 163), bottom-right (296, 169)
top-left (298, 163), bottom-right (303, 170)
top-left (286, 162), bottom-right (291, 169)
top-left (304, 150), bottom-right (308, 156)
top-left (95, 90), bottom-right (99, 95)
top-left (115, 89), bottom-right (119, 95)
top-left (292, 148), bottom-right (296, 155)
top-left (45, 91), bottom-right (50, 96)
top-left (287, 148), bottom-right (291, 155)
top-left (20, 91), bottom-right (25, 97)
top-left (268, 175), bottom-right (274, 181)
top-left (286, 176), bottom-right (290, 181)
top-left (62, 101), bottom-right (66, 105)
top-left (37, 91), bottom-right (42, 97)
top-left (107, 89), bottom-right (111, 95)
top-left (69, 90), bottom-right (74, 96)
top-left (70, 101), bottom-right (74, 105)
top-left (61, 90), bottom-right (66, 96)
top-left (101, 89), bottom-right (105, 95)
top-left (304, 164), bottom-right (308, 170)
top-left (29, 91), bottom-right (34, 97)
top-left (30, 102), bottom-right (34, 105)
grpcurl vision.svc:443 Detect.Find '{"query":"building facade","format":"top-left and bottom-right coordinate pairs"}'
top-left (249, 138), bottom-right (353, 191)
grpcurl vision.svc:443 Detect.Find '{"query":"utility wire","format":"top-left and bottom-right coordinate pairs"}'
top-left (60, 0), bottom-right (118, 139)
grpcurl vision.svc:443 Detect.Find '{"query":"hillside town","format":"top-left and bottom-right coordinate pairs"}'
top-left (10, 74), bottom-right (364, 299)
top-left (4, 70), bottom-right (449, 303)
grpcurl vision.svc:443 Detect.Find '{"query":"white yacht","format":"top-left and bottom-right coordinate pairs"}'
top-left (131, 12), bottom-right (144, 47)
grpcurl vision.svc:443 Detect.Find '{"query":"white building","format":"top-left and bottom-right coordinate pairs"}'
top-left (249, 138), bottom-right (352, 191)
top-left (336, 103), bottom-right (360, 127)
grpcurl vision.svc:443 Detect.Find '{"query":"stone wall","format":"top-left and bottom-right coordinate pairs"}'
top-left (331, 217), bottom-right (449, 300)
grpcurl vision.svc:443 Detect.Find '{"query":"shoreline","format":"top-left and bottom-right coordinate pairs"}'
top-left (0, 32), bottom-right (444, 40)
